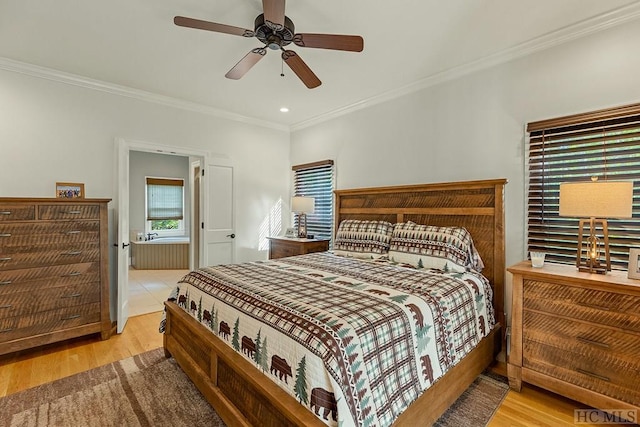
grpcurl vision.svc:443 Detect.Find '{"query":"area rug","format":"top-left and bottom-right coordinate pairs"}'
top-left (434, 371), bottom-right (509, 427)
top-left (0, 348), bottom-right (508, 426)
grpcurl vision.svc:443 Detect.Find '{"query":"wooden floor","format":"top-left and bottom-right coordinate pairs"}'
top-left (0, 311), bottom-right (601, 426)
top-left (0, 312), bottom-right (164, 398)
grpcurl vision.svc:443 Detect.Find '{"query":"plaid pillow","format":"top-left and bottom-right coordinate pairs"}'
top-left (333, 219), bottom-right (394, 259)
top-left (388, 222), bottom-right (484, 272)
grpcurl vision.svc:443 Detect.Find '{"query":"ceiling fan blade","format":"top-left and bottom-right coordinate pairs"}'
top-left (225, 48), bottom-right (267, 80)
top-left (281, 50), bottom-right (321, 89)
top-left (262, 0), bottom-right (285, 30)
top-left (293, 33), bottom-right (364, 52)
top-left (174, 16), bottom-right (254, 38)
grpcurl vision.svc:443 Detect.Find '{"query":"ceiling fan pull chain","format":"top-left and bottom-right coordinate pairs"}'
top-left (281, 57), bottom-right (285, 77)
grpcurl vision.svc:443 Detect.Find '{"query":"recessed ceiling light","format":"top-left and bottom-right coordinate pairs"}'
top-left (280, 107), bottom-right (289, 113)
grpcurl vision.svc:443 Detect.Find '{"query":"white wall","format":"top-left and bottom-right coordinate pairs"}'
top-left (129, 151), bottom-right (190, 238)
top-left (290, 19), bottom-right (640, 320)
top-left (0, 70), bottom-right (291, 319)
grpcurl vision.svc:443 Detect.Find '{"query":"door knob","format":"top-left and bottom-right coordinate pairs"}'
top-left (226, 233), bottom-right (235, 239)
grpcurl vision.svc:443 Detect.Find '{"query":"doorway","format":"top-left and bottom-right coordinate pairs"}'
top-left (116, 139), bottom-right (236, 333)
top-left (127, 150), bottom-right (191, 316)
top-left (116, 139), bottom-right (205, 332)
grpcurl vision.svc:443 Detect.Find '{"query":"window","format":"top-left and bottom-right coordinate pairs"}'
top-left (527, 103), bottom-right (640, 269)
top-left (146, 177), bottom-right (185, 236)
top-left (292, 160), bottom-right (335, 241)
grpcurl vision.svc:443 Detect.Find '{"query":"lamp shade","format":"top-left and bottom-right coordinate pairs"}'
top-left (559, 181), bottom-right (633, 218)
top-left (291, 196), bottom-right (315, 214)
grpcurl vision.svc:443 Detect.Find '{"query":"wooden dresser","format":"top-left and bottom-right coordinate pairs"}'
top-left (0, 198), bottom-right (111, 356)
top-left (507, 261), bottom-right (640, 414)
top-left (266, 236), bottom-right (330, 259)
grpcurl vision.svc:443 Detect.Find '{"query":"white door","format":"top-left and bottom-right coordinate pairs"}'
top-left (190, 160), bottom-right (201, 270)
top-left (116, 140), bottom-right (130, 333)
top-left (202, 157), bottom-right (235, 266)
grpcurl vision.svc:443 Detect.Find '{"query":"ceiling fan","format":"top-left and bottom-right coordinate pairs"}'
top-left (174, 0), bottom-right (364, 89)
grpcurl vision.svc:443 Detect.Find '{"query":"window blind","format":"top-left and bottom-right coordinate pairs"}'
top-left (146, 177), bottom-right (184, 220)
top-left (292, 160), bottom-right (334, 241)
top-left (527, 103), bottom-right (640, 269)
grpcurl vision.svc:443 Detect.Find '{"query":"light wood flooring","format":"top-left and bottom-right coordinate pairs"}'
top-left (0, 312), bottom-right (164, 398)
top-left (0, 311), bottom-right (606, 426)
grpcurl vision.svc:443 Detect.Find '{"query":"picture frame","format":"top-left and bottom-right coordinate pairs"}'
top-left (56, 182), bottom-right (85, 199)
top-left (284, 227), bottom-right (296, 238)
top-left (628, 248), bottom-right (640, 280)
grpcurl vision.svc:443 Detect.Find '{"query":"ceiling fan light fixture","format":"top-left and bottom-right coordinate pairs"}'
top-left (268, 40), bottom-right (281, 50)
top-left (174, 1), bottom-right (363, 89)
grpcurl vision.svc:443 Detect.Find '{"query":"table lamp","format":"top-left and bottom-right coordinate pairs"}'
top-left (559, 178), bottom-right (633, 274)
top-left (291, 196), bottom-right (315, 238)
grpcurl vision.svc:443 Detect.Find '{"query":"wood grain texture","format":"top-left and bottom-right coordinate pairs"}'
top-left (507, 261), bottom-right (640, 415)
top-left (489, 382), bottom-right (589, 427)
top-left (0, 198), bottom-right (111, 356)
top-left (266, 237), bottom-right (330, 259)
top-left (524, 310), bottom-right (640, 364)
top-left (0, 204), bottom-right (35, 221)
top-left (523, 279), bottom-right (640, 332)
top-left (0, 263), bottom-right (101, 296)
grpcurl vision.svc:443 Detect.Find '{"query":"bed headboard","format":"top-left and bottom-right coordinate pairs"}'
top-left (334, 178), bottom-right (507, 328)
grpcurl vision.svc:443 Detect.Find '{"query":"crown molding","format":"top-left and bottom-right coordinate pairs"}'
top-left (291, 2), bottom-right (640, 132)
top-left (0, 57), bottom-right (289, 132)
top-left (2, 2), bottom-right (640, 135)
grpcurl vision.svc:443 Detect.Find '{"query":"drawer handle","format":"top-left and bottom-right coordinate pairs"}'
top-left (65, 230), bottom-right (81, 235)
top-left (577, 301), bottom-right (611, 311)
top-left (62, 251), bottom-right (82, 256)
top-left (0, 233), bottom-right (11, 237)
top-left (65, 210), bottom-right (82, 215)
top-left (0, 280), bottom-right (12, 285)
top-left (0, 327), bottom-right (15, 333)
top-left (61, 314), bottom-right (81, 320)
top-left (0, 257), bottom-right (11, 262)
top-left (576, 368), bottom-right (610, 382)
top-left (576, 336), bottom-right (610, 349)
top-left (0, 211), bottom-right (11, 215)
top-left (61, 293), bottom-right (82, 299)
top-left (64, 272), bottom-right (82, 277)
top-left (0, 304), bottom-right (12, 309)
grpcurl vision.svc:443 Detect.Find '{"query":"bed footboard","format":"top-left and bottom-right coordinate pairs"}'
top-left (163, 301), bottom-right (324, 427)
top-left (163, 301), bottom-right (500, 427)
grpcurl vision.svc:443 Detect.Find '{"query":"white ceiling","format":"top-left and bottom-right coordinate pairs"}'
top-left (1, 0), bottom-right (639, 129)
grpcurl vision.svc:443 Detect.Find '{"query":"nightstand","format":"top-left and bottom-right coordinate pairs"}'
top-left (507, 261), bottom-right (640, 415)
top-left (266, 236), bottom-right (330, 260)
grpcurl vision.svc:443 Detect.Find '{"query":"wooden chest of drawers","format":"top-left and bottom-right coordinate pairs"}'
top-left (0, 198), bottom-right (111, 355)
top-left (507, 261), bottom-right (640, 413)
top-left (266, 236), bottom-right (330, 259)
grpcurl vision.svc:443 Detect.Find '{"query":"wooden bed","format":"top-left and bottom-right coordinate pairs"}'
top-left (163, 178), bottom-right (506, 426)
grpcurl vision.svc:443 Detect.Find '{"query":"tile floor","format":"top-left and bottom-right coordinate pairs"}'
top-left (128, 268), bottom-right (189, 316)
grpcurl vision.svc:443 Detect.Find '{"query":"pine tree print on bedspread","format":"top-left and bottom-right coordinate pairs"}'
top-left (172, 252), bottom-right (494, 426)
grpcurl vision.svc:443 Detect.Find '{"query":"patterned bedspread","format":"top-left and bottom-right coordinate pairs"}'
top-left (166, 252), bottom-right (495, 427)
